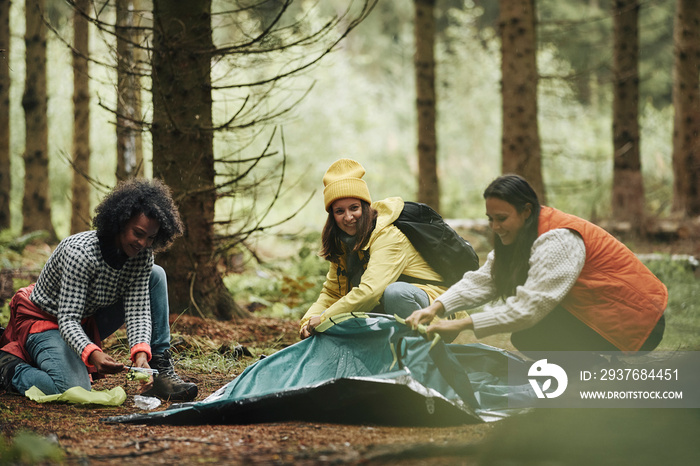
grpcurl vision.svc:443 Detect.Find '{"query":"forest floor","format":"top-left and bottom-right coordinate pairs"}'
top-left (0, 315), bottom-right (500, 465)
top-left (1, 236), bottom-right (699, 465)
top-left (3, 312), bottom-right (699, 465)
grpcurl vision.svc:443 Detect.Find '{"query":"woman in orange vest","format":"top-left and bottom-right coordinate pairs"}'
top-left (406, 174), bottom-right (667, 352)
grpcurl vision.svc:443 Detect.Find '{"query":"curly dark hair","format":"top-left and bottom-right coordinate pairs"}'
top-left (92, 178), bottom-right (184, 252)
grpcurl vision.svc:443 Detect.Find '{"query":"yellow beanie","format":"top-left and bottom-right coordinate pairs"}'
top-left (322, 159), bottom-right (372, 211)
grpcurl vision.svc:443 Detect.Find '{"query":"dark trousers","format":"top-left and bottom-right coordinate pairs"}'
top-left (510, 305), bottom-right (665, 353)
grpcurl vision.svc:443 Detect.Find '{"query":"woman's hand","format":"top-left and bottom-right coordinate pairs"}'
top-left (299, 316), bottom-right (322, 340)
top-left (425, 316), bottom-right (473, 343)
top-left (131, 351), bottom-right (154, 390)
top-left (88, 350), bottom-right (125, 375)
top-left (405, 301), bottom-right (445, 329)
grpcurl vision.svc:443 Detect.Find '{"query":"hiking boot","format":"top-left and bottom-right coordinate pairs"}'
top-left (0, 350), bottom-right (22, 394)
top-left (141, 349), bottom-right (198, 402)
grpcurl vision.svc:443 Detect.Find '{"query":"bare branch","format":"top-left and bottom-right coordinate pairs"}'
top-left (57, 149), bottom-right (114, 195)
top-left (213, 0), bottom-right (378, 89)
top-left (214, 128), bottom-right (317, 254)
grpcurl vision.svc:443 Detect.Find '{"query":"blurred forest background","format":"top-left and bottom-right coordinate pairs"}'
top-left (1, 0), bottom-right (686, 228)
top-left (1, 0), bottom-right (699, 327)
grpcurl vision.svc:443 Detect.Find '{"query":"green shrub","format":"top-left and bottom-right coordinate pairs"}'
top-left (224, 233), bottom-right (327, 320)
top-left (0, 431), bottom-right (65, 465)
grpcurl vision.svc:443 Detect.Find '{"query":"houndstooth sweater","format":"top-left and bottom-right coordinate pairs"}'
top-left (437, 229), bottom-right (586, 338)
top-left (30, 230), bottom-right (153, 360)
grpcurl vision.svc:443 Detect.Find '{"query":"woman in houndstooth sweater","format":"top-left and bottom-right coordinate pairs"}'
top-left (0, 179), bottom-right (197, 401)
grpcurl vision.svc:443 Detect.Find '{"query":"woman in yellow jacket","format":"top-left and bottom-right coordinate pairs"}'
top-left (299, 159), bottom-right (447, 339)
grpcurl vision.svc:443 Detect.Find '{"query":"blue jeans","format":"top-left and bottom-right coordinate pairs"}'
top-left (12, 265), bottom-right (172, 395)
top-left (380, 282), bottom-right (430, 319)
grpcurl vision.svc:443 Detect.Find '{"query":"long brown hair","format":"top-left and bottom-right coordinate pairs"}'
top-left (320, 200), bottom-right (377, 262)
top-left (483, 175), bottom-right (541, 299)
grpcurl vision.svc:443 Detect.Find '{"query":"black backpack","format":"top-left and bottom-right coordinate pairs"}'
top-left (393, 201), bottom-right (480, 287)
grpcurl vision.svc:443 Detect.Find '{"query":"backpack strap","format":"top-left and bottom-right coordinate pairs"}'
top-left (396, 273), bottom-right (448, 288)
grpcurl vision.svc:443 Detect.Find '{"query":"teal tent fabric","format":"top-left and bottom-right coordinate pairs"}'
top-left (102, 314), bottom-right (534, 426)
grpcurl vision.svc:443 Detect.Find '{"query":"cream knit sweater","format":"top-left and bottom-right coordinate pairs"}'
top-left (437, 229), bottom-right (586, 338)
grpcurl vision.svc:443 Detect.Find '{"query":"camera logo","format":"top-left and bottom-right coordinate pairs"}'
top-left (528, 359), bottom-right (568, 399)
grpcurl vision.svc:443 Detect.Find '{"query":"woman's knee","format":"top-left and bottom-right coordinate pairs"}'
top-left (47, 346), bottom-right (91, 392)
top-left (640, 314), bottom-right (665, 351)
top-left (150, 264), bottom-right (167, 289)
top-left (382, 282), bottom-right (429, 318)
top-left (383, 282), bottom-right (408, 303)
top-left (383, 282), bottom-right (421, 304)
top-left (25, 333), bottom-right (91, 393)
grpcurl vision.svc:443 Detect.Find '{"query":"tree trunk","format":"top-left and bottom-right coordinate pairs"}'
top-left (414, 0), bottom-right (439, 212)
top-left (611, 0), bottom-right (644, 231)
top-left (499, 0), bottom-right (545, 203)
top-left (672, 0), bottom-right (700, 216)
top-left (22, 0), bottom-right (54, 237)
top-left (116, 0), bottom-right (144, 181)
top-left (0, 0), bottom-right (11, 230)
top-left (70, 0), bottom-right (91, 234)
top-left (151, 0), bottom-right (250, 321)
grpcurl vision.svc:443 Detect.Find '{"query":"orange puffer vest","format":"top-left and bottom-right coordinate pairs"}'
top-left (538, 206), bottom-right (667, 351)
